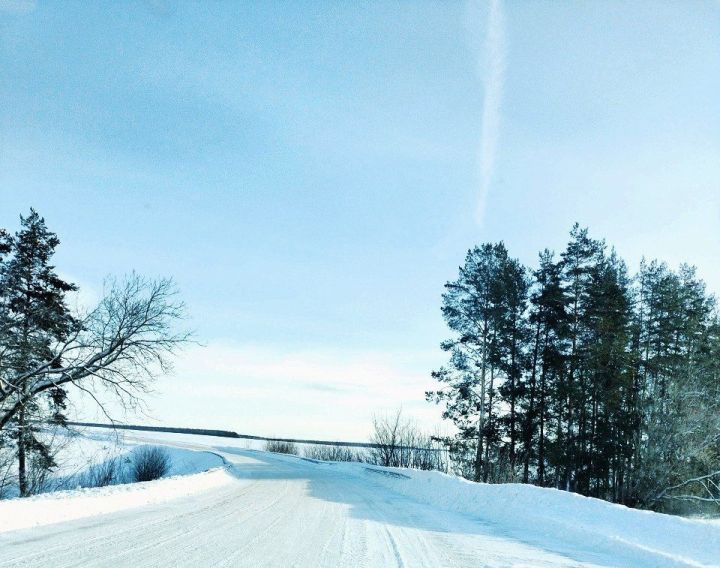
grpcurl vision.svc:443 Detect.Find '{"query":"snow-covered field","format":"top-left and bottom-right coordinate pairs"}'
top-left (0, 427), bottom-right (718, 567)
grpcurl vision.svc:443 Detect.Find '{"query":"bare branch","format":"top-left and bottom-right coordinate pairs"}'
top-left (0, 273), bottom-right (191, 429)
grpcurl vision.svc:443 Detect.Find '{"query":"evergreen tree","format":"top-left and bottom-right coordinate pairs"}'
top-left (494, 255), bottom-right (529, 474)
top-left (522, 250), bottom-right (567, 485)
top-left (0, 210), bottom-right (77, 496)
top-left (558, 224), bottom-right (605, 491)
top-left (427, 243), bottom-right (526, 482)
top-left (583, 250), bottom-right (632, 499)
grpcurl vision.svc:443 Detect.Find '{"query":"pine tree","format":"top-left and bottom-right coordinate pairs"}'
top-left (559, 224), bottom-right (605, 491)
top-left (494, 255), bottom-right (529, 475)
top-left (427, 243), bottom-right (526, 482)
top-left (1, 210), bottom-right (77, 496)
top-left (522, 250), bottom-right (567, 485)
top-left (583, 250), bottom-right (632, 499)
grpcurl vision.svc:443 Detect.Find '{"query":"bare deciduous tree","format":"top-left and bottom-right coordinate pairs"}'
top-left (370, 409), bottom-right (449, 472)
top-left (0, 274), bottom-right (190, 432)
top-left (370, 409), bottom-right (406, 467)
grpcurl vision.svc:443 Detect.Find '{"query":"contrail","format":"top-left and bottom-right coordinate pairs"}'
top-left (475, 0), bottom-right (506, 223)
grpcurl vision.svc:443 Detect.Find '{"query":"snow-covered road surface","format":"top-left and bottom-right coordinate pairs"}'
top-left (0, 441), bottom-right (717, 567)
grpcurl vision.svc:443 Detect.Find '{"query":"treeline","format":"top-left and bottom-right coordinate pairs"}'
top-left (428, 224), bottom-right (720, 512)
top-left (67, 422), bottom-right (242, 439)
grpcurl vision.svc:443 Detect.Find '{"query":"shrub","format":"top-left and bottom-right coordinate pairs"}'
top-left (132, 446), bottom-right (171, 482)
top-left (303, 444), bottom-right (365, 462)
top-left (264, 440), bottom-right (298, 455)
top-left (81, 457), bottom-right (122, 488)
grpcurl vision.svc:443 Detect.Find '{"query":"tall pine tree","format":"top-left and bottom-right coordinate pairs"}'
top-left (428, 243), bottom-right (528, 482)
top-left (1, 210), bottom-right (77, 496)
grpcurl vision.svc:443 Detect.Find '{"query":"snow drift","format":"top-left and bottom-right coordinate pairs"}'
top-left (0, 442), bottom-right (233, 533)
top-left (339, 463), bottom-right (720, 567)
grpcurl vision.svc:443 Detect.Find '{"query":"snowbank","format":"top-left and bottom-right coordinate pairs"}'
top-left (335, 463), bottom-right (720, 567)
top-left (0, 466), bottom-right (235, 533)
top-left (0, 433), bottom-right (234, 533)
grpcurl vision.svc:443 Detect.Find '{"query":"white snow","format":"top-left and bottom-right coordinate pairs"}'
top-left (0, 427), bottom-right (718, 567)
top-left (0, 431), bottom-right (233, 532)
top-left (0, 467), bottom-right (235, 533)
top-left (335, 463), bottom-right (720, 567)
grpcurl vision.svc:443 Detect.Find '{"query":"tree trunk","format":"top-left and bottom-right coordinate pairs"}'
top-left (17, 405), bottom-right (27, 497)
top-left (523, 321), bottom-right (541, 483)
top-left (475, 362), bottom-right (487, 482)
top-left (509, 323), bottom-right (518, 472)
top-left (484, 365), bottom-right (495, 482)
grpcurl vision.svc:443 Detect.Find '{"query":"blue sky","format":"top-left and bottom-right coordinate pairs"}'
top-left (2, 1), bottom-right (719, 440)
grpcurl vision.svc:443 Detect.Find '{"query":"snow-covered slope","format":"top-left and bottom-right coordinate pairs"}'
top-left (335, 463), bottom-right (720, 567)
top-left (0, 432), bottom-right (232, 532)
top-left (0, 467), bottom-right (235, 533)
top-left (0, 428), bottom-right (718, 567)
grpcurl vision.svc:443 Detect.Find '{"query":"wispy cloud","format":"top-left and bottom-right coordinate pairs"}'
top-left (0, 0), bottom-right (36, 14)
top-left (122, 342), bottom-right (446, 440)
top-left (469, 0), bottom-right (506, 223)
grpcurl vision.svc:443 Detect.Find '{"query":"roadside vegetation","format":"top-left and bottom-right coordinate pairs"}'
top-left (303, 444), bottom-right (363, 462)
top-left (264, 440), bottom-right (299, 455)
top-left (132, 447), bottom-right (172, 482)
top-left (79, 456), bottom-right (123, 488)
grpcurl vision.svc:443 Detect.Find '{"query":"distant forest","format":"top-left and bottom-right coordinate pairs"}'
top-left (428, 224), bottom-right (720, 512)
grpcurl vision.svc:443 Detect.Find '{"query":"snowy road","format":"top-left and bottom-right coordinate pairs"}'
top-left (0, 446), bottom-right (705, 567)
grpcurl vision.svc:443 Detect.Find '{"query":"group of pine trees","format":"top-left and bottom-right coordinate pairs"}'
top-left (428, 224), bottom-right (720, 512)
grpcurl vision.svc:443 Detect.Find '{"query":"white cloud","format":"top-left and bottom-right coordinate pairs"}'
top-left (468, 0), bottom-right (506, 223)
top-left (134, 342), bottom-right (446, 441)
